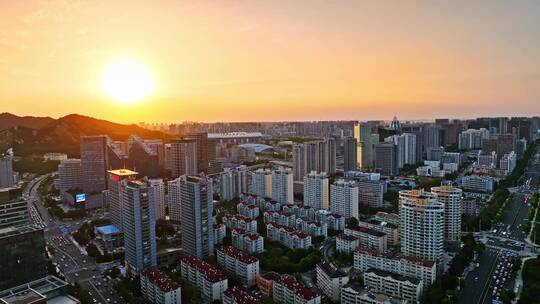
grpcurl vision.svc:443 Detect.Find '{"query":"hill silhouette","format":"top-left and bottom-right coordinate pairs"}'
top-left (0, 113), bottom-right (171, 156)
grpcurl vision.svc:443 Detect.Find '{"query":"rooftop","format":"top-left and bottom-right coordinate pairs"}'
top-left (317, 262), bottom-right (347, 278)
top-left (223, 287), bottom-right (262, 304)
top-left (182, 256), bottom-right (226, 283)
top-left (140, 268), bottom-right (180, 293)
top-left (275, 275), bottom-right (319, 300)
top-left (218, 246), bottom-right (258, 264)
top-left (107, 169), bottom-right (138, 176)
top-left (365, 268), bottom-right (421, 285)
top-left (348, 226), bottom-right (386, 237)
top-left (95, 225), bottom-right (120, 235)
top-left (208, 132), bottom-right (263, 139)
top-left (356, 246), bottom-right (436, 268)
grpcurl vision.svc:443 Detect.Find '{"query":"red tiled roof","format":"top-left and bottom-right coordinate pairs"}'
top-left (214, 223), bottom-right (224, 229)
top-left (224, 287), bottom-right (262, 304)
top-left (293, 231), bottom-right (309, 239)
top-left (181, 256), bottom-right (226, 283)
top-left (275, 275), bottom-right (319, 300)
top-left (307, 220), bottom-right (321, 227)
top-left (232, 228), bottom-right (247, 235)
top-left (140, 267), bottom-right (179, 292)
top-left (245, 233), bottom-right (261, 241)
top-left (218, 246), bottom-right (258, 264)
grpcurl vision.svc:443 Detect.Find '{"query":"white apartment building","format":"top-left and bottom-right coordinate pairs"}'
top-left (336, 234), bottom-right (360, 253)
top-left (214, 223), bottom-right (226, 245)
top-left (458, 128), bottom-right (490, 150)
top-left (180, 256), bottom-right (228, 301)
top-left (273, 274), bottom-right (321, 304)
top-left (237, 201), bottom-right (260, 219)
top-left (149, 179), bottom-right (166, 220)
top-left (344, 227), bottom-right (387, 252)
top-left (266, 222), bottom-right (312, 249)
top-left (315, 210), bottom-right (346, 231)
top-left (264, 210), bottom-right (297, 227)
top-left (399, 189), bottom-right (444, 261)
top-left (272, 168), bottom-right (294, 204)
top-left (231, 228), bottom-right (265, 254)
top-left (330, 180), bottom-right (359, 220)
top-left (140, 268), bottom-right (181, 304)
top-left (249, 169), bottom-right (273, 198)
top-left (363, 269), bottom-right (423, 303)
top-left (499, 151), bottom-right (517, 174)
top-left (167, 178), bottom-right (181, 222)
top-left (461, 175), bottom-right (494, 193)
top-left (357, 218), bottom-right (400, 246)
top-left (217, 246), bottom-right (260, 287)
top-left (296, 219), bottom-right (328, 237)
top-left (223, 214), bottom-right (258, 233)
top-left (303, 171), bottom-right (329, 209)
top-left (431, 182), bottom-right (462, 242)
top-left (354, 248), bottom-right (437, 288)
top-left (316, 262), bottom-right (349, 302)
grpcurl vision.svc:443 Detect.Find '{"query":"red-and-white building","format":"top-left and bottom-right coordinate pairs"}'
top-left (237, 201), bottom-right (260, 219)
top-left (140, 268), bottom-right (182, 304)
top-left (223, 287), bottom-right (262, 304)
top-left (273, 274), bottom-right (321, 304)
top-left (223, 214), bottom-right (258, 233)
top-left (232, 228), bottom-right (265, 254)
top-left (217, 246), bottom-right (260, 287)
top-left (266, 222), bottom-right (312, 249)
top-left (264, 210), bottom-right (296, 227)
top-left (296, 219), bottom-right (328, 237)
top-left (180, 256), bottom-right (228, 301)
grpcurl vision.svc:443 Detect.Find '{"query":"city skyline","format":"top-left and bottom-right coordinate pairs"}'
top-left (1, 1), bottom-right (539, 123)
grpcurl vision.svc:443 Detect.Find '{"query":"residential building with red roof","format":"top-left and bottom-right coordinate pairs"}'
top-left (217, 246), bottom-right (260, 287)
top-left (296, 219), bottom-right (328, 237)
top-left (237, 201), bottom-right (260, 219)
top-left (273, 274), bottom-right (321, 304)
top-left (223, 287), bottom-right (262, 304)
top-left (180, 255), bottom-right (228, 301)
top-left (140, 268), bottom-right (182, 304)
top-left (263, 210), bottom-right (296, 227)
top-left (231, 228), bottom-right (264, 254)
top-left (223, 214), bottom-right (258, 233)
top-left (266, 222), bottom-right (312, 249)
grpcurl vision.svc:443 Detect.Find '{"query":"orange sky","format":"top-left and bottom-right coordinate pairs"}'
top-left (0, 1), bottom-right (539, 123)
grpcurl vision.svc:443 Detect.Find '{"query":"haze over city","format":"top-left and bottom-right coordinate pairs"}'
top-left (1, 0), bottom-right (540, 123)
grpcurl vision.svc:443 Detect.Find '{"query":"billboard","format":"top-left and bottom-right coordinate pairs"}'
top-left (75, 193), bottom-right (86, 203)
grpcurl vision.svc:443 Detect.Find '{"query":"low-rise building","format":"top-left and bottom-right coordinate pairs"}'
top-left (264, 210), bottom-right (296, 227)
top-left (461, 175), bottom-right (494, 193)
top-left (256, 272), bottom-right (281, 298)
top-left (94, 224), bottom-right (123, 253)
top-left (223, 214), bottom-right (258, 233)
top-left (373, 212), bottom-right (399, 226)
top-left (341, 283), bottom-right (407, 304)
top-left (336, 234), bottom-right (360, 253)
top-left (316, 262), bottom-right (349, 302)
top-left (357, 218), bottom-right (399, 246)
top-left (266, 222), bottom-right (312, 249)
top-left (140, 268), bottom-right (182, 304)
top-left (223, 287), bottom-right (262, 304)
top-left (217, 246), bottom-right (260, 287)
top-left (231, 228), bottom-right (265, 254)
top-left (363, 268), bottom-right (422, 303)
top-left (214, 223), bottom-right (226, 245)
top-left (297, 219), bottom-right (328, 237)
top-left (314, 210), bottom-right (346, 231)
top-left (344, 227), bottom-right (387, 252)
top-left (237, 201), bottom-right (260, 219)
top-left (180, 256), bottom-right (228, 301)
top-left (353, 247), bottom-right (436, 288)
top-left (273, 274), bottom-right (321, 304)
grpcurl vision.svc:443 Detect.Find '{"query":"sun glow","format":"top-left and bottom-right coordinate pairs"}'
top-left (100, 59), bottom-right (155, 103)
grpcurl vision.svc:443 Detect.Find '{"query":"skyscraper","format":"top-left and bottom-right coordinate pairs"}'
top-left (431, 182), bottom-right (462, 242)
top-left (385, 133), bottom-right (416, 168)
top-left (271, 168), bottom-right (294, 204)
top-left (303, 171), bottom-right (329, 210)
top-left (81, 135), bottom-right (109, 193)
top-left (180, 175), bottom-right (214, 258)
top-left (128, 135), bottom-right (159, 178)
top-left (57, 159), bottom-right (82, 192)
top-left (170, 139), bottom-right (198, 178)
top-left (374, 142), bottom-right (397, 175)
top-left (167, 177), bottom-right (182, 223)
top-left (148, 179), bottom-right (166, 221)
top-left (458, 128), bottom-right (490, 150)
top-left (343, 137), bottom-right (357, 172)
top-left (249, 169), bottom-right (272, 198)
top-left (107, 169), bottom-right (138, 231)
top-left (0, 151), bottom-right (14, 189)
top-left (292, 138), bottom-right (336, 181)
top-left (399, 189), bottom-right (444, 260)
top-left (122, 179), bottom-right (158, 272)
top-left (220, 166), bottom-right (250, 202)
top-left (330, 180), bottom-right (359, 220)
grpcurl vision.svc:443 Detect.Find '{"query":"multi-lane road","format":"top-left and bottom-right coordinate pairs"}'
top-left (24, 174), bottom-right (124, 304)
top-left (460, 146), bottom-right (540, 304)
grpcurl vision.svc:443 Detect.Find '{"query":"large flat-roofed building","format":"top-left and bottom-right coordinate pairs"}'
top-left (180, 256), bottom-right (228, 301)
top-left (363, 268), bottom-right (423, 303)
top-left (217, 246), bottom-right (260, 287)
top-left (0, 226), bottom-right (47, 290)
top-left (316, 262), bottom-right (349, 302)
top-left (223, 287), bottom-right (262, 304)
top-left (0, 275), bottom-right (80, 304)
top-left (140, 268), bottom-right (181, 304)
top-left (344, 226), bottom-right (387, 252)
top-left (0, 188), bottom-right (28, 229)
top-left (341, 283), bottom-right (407, 304)
top-left (170, 139), bottom-right (198, 178)
top-left (273, 274), bottom-right (321, 304)
top-left (57, 159), bottom-right (82, 192)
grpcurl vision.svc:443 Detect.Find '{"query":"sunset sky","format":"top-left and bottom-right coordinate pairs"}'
top-left (0, 0), bottom-right (539, 123)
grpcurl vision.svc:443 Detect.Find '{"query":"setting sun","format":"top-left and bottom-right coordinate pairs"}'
top-left (100, 59), bottom-right (155, 104)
